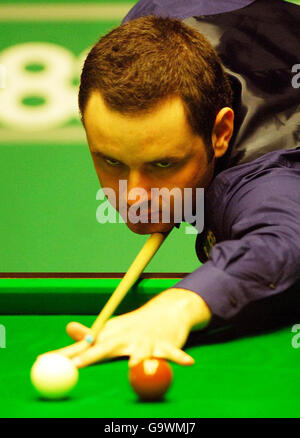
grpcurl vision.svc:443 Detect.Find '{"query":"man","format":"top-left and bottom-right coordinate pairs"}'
top-left (59, 0), bottom-right (300, 368)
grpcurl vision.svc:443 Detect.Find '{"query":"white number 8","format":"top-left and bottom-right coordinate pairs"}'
top-left (0, 42), bottom-right (77, 130)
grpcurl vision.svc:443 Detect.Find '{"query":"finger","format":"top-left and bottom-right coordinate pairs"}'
top-left (154, 342), bottom-right (195, 366)
top-left (38, 339), bottom-right (90, 360)
top-left (66, 322), bottom-right (91, 342)
top-left (72, 339), bottom-right (123, 368)
top-left (128, 339), bottom-right (154, 368)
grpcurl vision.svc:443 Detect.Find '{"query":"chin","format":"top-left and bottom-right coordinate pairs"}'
top-left (125, 221), bottom-right (174, 235)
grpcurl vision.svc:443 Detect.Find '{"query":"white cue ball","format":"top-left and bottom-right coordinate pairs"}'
top-left (30, 354), bottom-right (79, 399)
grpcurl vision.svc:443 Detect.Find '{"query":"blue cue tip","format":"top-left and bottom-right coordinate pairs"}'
top-left (85, 334), bottom-right (95, 345)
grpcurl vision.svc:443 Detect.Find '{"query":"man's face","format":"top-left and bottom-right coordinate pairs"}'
top-left (83, 91), bottom-right (215, 234)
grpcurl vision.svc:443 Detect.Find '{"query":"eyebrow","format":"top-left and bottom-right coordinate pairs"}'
top-left (90, 149), bottom-right (187, 164)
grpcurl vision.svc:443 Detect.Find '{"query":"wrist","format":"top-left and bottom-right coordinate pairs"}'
top-left (156, 288), bottom-right (212, 330)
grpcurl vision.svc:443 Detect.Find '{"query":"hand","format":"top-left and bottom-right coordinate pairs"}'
top-left (42, 288), bottom-right (211, 368)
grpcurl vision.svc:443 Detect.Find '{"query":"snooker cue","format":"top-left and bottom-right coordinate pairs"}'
top-left (44, 231), bottom-right (171, 358)
top-left (87, 231), bottom-right (170, 344)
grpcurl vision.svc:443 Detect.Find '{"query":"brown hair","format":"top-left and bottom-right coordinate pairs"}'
top-left (79, 15), bottom-right (233, 160)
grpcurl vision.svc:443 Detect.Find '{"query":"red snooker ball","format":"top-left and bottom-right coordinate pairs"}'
top-left (129, 358), bottom-right (173, 401)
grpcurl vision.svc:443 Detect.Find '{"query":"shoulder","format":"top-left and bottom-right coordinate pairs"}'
top-left (206, 148), bottom-right (300, 236)
top-left (212, 147), bottom-right (300, 196)
top-left (121, 0), bottom-right (257, 24)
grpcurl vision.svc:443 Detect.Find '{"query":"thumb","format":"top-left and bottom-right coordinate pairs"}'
top-left (66, 321), bottom-right (91, 341)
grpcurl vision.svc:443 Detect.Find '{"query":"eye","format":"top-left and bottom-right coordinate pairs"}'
top-left (104, 157), bottom-right (122, 166)
top-left (154, 161), bottom-right (172, 168)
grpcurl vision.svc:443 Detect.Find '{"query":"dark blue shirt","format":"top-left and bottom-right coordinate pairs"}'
top-left (122, 0), bottom-right (256, 21)
top-left (122, 0), bottom-right (300, 322)
top-left (176, 148), bottom-right (300, 320)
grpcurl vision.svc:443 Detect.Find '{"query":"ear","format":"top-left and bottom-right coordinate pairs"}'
top-left (211, 108), bottom-right (234, 158)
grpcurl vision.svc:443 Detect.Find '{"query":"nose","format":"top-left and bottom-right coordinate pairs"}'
top-left (126, 170), bottom-right (151, 207)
